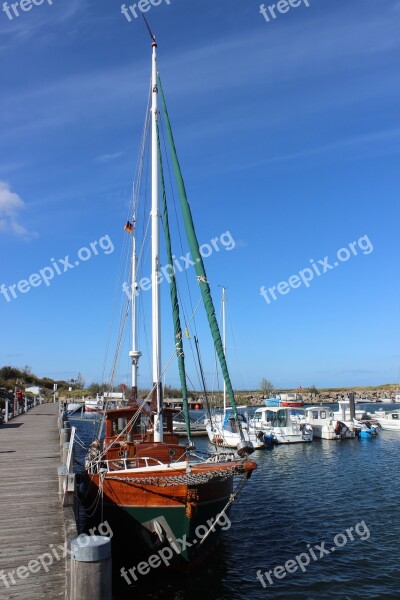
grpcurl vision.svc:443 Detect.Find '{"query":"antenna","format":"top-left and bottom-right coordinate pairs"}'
top-left (142, 13), bottom-right (157, 45)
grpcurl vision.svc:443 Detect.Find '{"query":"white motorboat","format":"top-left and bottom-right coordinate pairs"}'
top-left (66, 402), bottom-right (82, 415)
top-left (374, 410), bottom-right (400, 430)
top-left (332, 401), bottom-right (378, 437)
top-left (251, 407), bottom-right (313, 444)
top-left (205, 407), bottom-right (264, 449)
top-left (304, 406), bottom-right (355, 440)
top-left (84, 398), bottom-right (104, 413)
top-left (173, 412), bottom-right (207, 437)
top-left (394, 394), bottom-right (400, 403)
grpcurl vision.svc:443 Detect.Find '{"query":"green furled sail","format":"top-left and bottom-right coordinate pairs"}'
top-left (158, 73), bottom-right (240, 421)
top-left (157, 125), bottom-right (191, 440)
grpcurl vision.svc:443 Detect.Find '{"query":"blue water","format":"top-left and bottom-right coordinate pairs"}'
top-left (71, 405), bottom-right (400, 600)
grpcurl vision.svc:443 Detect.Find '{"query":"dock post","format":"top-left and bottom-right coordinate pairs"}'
top-left (60, 427), bottom-right (71, 450)
top-left (71, 536), bottom-right (112, 600)
top-left (58, 465), bottom-right (67, 497)
top-left (5, 400), bottom-right (9, 423)
top-left (63, 472), bottom-right (75, 507)
top-left (349, 391), bottom-right (356, 421)
top-left (62, 441), bottom-right (73, 466)
top-left (58, 410), bottom-right (68, 430)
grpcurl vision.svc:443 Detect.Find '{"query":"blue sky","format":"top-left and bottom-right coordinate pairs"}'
top-left (0, 0), bottom-right (399, 390)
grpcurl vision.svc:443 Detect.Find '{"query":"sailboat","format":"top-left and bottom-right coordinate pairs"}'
top-left (84, 30), bottom-right (257, 567)
top-left (205, 288), bottom-right (264, 449)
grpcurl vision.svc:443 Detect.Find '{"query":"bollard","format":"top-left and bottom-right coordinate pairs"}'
top-left (60, 427), bottom-right (71, 450)
top-left (58, 410), bottom-right (68, 431)
top-left (58, 465), bottom-right (67, 497)
top-left (34, 396), bottom-right (37, 407)
top-left (25, 397), bottom-right (28, 413)
top-left (5, 400), bottom-right (9, 424)
top-left (71, 536), bottom-right (112, 600)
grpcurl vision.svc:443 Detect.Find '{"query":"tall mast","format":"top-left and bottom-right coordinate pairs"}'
top-left (129, 222), bottom-right (141, 401)
top-left (151, 37), bottom-right (163, 442)
top-left (221, 286), bottom-right (227, 413)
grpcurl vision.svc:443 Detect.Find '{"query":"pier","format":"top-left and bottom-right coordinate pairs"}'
top-left (0, 403), bottom-right (72, 599)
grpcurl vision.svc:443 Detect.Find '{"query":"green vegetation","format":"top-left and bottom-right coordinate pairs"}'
top-left (0, 365), bottom-right (397, 404)
top-left (0, 366), bottom-right (86, 400)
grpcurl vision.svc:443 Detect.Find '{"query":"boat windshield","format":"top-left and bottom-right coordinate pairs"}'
top-left (265, 410), bottom-right (288, 427)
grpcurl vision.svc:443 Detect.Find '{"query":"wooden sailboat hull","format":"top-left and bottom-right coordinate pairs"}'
top-left (85, 460), bottom-right (255, 567)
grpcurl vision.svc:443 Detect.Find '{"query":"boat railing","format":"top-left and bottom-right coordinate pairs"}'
top-left (92, 456), bottom-right (169, 473)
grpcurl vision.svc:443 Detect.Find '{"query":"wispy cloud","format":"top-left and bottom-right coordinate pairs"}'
top-left (0, 0), bottom-right (86, 47)
top-left (0, 181), bottom-right (37, 240)
top-left (95, 152), bottom-right (125, 163)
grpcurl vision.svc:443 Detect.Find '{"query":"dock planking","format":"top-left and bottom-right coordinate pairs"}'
top-left (0, 404), bottom-right (65, 599)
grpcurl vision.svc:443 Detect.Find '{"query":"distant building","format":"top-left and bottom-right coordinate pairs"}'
top-left (25, 386), bottom-right (42, 396)
top-left (103, 392), bottom-right (125, 400)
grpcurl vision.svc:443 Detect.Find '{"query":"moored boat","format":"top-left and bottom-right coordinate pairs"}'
top-left (173, 411), bottom-right (207, 437)
top-left (66, 402), bottom-right (82, 415)
top-left (263, 397), bottom-right (281, 407)
top-left (251, 406), bottom-right (313, 444)
top-left (305, 406), bottom-right (355, 440)
top-left (84, 29), bottom-right (257, 568)
top-left (279, 393), bottom-right (304, 407)
top-left (85, 406), bottom-right (256, 564)
top-left (84, 397), bottom-right (104, 412)
top-left (374, 410), bottom-right (400, 431)
top-left (332, 401), bottom-right (378, 437)
top-left (205, 406), bottom-right (265, 449)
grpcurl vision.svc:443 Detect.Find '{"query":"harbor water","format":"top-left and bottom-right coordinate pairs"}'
top-left (72, 404), bottom-right (400, 600)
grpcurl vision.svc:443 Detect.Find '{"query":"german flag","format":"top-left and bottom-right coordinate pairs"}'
top-left (124, 221), bottom-right (133, 234)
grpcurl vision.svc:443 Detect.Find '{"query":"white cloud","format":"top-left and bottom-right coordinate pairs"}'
top-left (0, 181), bottom-right (37, 239)
top-left (95, 151), bottom-right (125, 163)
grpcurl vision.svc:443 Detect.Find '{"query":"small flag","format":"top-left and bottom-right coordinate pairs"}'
top-left (184, 327), bottom-right (190, 339)
top-left (124, 221), bottom-right (133, 234)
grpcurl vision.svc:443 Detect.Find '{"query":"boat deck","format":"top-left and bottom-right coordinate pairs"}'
top-left (0, 403), bottom-right (65, 599)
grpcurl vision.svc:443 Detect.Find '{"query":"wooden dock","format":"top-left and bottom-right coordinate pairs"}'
top-left (0, 403), bottom-right (66, 599)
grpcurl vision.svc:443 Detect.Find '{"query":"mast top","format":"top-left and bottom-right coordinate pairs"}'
top-left (142, 14), bottom-right (157, 47)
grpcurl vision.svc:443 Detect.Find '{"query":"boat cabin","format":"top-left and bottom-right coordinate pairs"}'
top-left (101, 407), bottom-right (184, 469)
top-left (305, 406), bottom-right (333, 425)
top-left (254, 407), bottom-right (292, 427)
